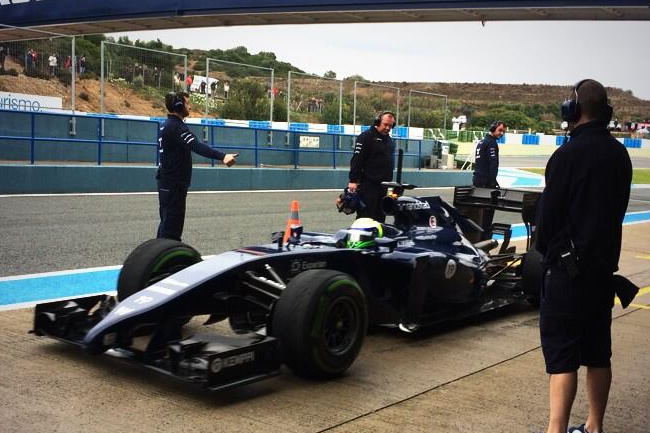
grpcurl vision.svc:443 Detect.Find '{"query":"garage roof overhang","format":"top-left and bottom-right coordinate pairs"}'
top-left (1, 1), bottom-right (649, 42)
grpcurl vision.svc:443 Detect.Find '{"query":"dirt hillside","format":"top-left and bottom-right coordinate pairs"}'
top-left (1, 70), bottom-right (648, 121)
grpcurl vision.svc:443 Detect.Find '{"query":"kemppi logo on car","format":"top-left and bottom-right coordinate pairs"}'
top-left (397, 200), bottom-right (431, 211)
top-left (210, 352), bottom-right (255, 374)
top-left (289, 259), bottom-right (326, 274)
top-left (0, 0), bottom-right (44, 6)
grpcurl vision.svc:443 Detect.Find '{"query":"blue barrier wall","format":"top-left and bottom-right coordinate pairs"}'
top-left (0, 164), bottom-right (472, 194)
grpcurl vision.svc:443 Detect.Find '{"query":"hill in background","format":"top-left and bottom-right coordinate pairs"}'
top-left (1, 35), bottom-right (648, 129)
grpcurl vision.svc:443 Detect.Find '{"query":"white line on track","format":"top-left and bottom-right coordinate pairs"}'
top-left (0, 187), bottom-right (453, 199)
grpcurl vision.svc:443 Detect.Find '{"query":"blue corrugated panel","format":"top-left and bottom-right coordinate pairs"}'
top-left (360, 126), bottom-right (370, 132)
top-left (498, 135), bottom-right (505, 144)
top-left (623, 138), bottom-right (641, 148)
top-left (556, 136), bottom-right (566, 146)
top-left (522, 134), bottom-right (539, 145)
top-left (327, 124), bottom-right (343, 133)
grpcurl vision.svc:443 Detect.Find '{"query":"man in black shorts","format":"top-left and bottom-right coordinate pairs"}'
top-left (537, 79), bottom-right (632, 433)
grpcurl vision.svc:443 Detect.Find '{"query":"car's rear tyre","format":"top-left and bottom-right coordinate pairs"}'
top-left (117, 238), bottom-right (201, 301)
top-left (522, 246), bottom-right (544, 306)
top-left (271, 269), bottom-right (367, 379)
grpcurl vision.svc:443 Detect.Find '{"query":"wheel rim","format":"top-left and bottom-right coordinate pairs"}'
top-left (322, 296), bottom-right (360, 356)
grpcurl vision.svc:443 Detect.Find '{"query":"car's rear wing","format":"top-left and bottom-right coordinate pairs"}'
top-left (453, 186), bottom-right (541, 249)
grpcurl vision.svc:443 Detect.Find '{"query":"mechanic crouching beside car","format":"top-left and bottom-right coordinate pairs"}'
top-left (536, 79), bottom-right (632, 433)
top-left (156, 92), bottom-right (238, 241)
top-left (347, 111), bottom-right (396, 222)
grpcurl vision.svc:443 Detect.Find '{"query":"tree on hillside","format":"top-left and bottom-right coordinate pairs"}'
top-left (324, 70), bottom-right (337, 79)
top-left (220, 78), bottom-right (271, 121)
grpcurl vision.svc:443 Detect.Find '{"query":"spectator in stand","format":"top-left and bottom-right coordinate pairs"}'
top-left (25, 49), bottom-right (33, 71)
top-left (79, 55), bottom-right (86, 76)
top-left (48, 53), bottom-right (58, 76)
top-left (186, 74), bottom-right (193, 91)
top-left (64, 55), bottom-right (72, 72)
top-left (224, 81), bottom-right (230, 99)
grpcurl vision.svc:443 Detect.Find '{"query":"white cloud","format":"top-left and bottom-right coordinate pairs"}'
top-left (112, 20), bottom-right (650, 100)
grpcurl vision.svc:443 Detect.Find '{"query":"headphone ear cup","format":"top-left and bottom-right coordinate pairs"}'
top-left (603, 104), bottom-right (613, 124)
top-left (172, 94), bottom-right (185, 113)
top-left (561, 99), bottom-right (580, 122)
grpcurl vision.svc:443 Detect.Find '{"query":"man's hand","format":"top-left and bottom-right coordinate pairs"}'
top-left (223, 153), bottom-right (238, 167)
top-left (348, 182), bottom-right (358, 192)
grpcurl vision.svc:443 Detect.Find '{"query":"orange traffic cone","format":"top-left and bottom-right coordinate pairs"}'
top-left (283, 200), bottom-right (301, 242)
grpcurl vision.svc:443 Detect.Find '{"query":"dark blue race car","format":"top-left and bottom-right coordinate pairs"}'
top-left (32, 166), bottom-right (543, 392)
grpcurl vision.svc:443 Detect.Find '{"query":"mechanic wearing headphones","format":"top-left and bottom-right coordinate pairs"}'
top-left (347, 111), bottom-right (396, 222)
top-left (156, 91), bottom-right (238, 241)
top-left (473, 120), bottom-right (505, 188)
top-left (536, 79), bottom-right (632, 433)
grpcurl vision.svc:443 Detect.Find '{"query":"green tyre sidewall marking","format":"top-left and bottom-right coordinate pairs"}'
top-left (152, 249), bottom-right (200, 273)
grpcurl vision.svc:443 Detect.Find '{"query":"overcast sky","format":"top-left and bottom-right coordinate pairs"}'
top-left (114, 20), bottom-right (650, 100)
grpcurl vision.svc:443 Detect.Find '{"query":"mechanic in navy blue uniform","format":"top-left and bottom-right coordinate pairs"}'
top-left (348, 111), bottom-right (396, 222)
top-left (473, 120), bottom-right (505, 188)
top-left (472, 120), bottom-right (505, 238)
top-left (156, 91), bottom-right (237, 241)
top-left (536, 79), bottom-right (632, 433)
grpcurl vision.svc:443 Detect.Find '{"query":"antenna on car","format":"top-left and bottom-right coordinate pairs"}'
top-left (382, 148), bottom-right (416, 197)
top-left (396, 148), bottom-right (403, 185)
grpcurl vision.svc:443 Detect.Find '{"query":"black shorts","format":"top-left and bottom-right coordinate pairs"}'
top-left (539, 265), bottom-right (615, 374)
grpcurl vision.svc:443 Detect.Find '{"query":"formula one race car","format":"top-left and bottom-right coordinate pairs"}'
top-left (32, 156), bottom-right (543, 392)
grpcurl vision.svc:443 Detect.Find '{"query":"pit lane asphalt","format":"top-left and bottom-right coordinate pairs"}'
top-left (0, 188), bottom-right (649, 433)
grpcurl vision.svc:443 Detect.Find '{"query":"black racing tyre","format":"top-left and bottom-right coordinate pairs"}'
top-left (271, 269), bottom-right (367, 379)
top-left (522, 247), bottom-right (544, 306)
top-left (117, 238), bottom-right (201, 301)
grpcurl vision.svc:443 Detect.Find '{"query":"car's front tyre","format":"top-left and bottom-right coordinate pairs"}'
top-left (271, 269), bottom-right (367, 379)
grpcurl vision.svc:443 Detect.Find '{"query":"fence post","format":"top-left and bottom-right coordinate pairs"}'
top-left (30, 112), bottom-right (35, 165)
top-left (332, 134), bottom-right (336, 169)
top-left (97, 117), bottom-right (102, 166)
top-left (155, 122), bottom-right (160, 166)
top-left (293, 133), bottom-right (298, 169)
top-left (254, 130), bottom-right (259, 168)
top-left (418, 140), bottom-right (422, 171)
top-left (209, 124), bottom-right (215, 167)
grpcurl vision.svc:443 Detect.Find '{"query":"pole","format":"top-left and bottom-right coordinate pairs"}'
top-left (184, 56), bottom-right (188, 92)
top-left (353, 81), bottom-right (357, 132)
top-left (205, 58), bottom-right (209, 117)
top-left (407, 90), bottom-right (412, 137)
top-left (396, 88), bottom-right (400, 127)
top-left (443, 96), bottom-right (448, 132)
top-left (100, 41), bottom-right (104, 115)
top-left (287, 71), bottom-right (292, 127)
top-left (270, 69), bottom-right (275, 124)
top-left (71, 36), bottom-right (76, 113)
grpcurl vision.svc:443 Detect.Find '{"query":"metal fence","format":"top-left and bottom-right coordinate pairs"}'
top-left (0, 109), bottom-right (439, 170)
top-left (406, 89), bottom-right (448, 131)
top-left (0, 25), bottom-right (77, 112)
top-left (100, 41), bottom-right (188, 115)
top-left (351, 80), bottom-right (400, 129)
top-left (287, 71), bottom-right (342, 127)
top-left (204, 58), bottom-right (274, 122)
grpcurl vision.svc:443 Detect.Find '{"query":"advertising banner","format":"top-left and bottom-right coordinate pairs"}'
top-left (0, 91), bottom-right (63, 112)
